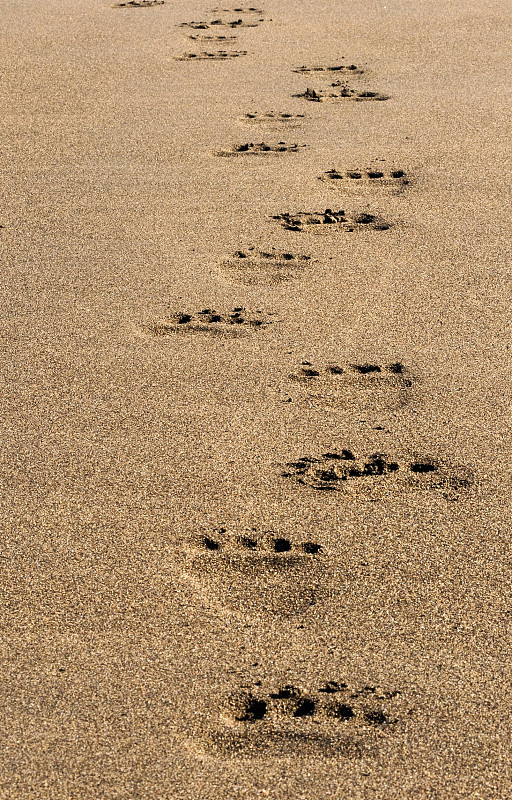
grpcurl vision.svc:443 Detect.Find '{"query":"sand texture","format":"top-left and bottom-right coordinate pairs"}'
top-left (0, 0), bottom-right (511, 797)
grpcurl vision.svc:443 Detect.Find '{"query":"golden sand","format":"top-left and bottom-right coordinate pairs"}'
top-left (0, 0), bottom-right (511, 797)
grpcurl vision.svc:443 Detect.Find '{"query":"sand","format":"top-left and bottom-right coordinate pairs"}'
top-left (0, 0), bottom-right (511, 797)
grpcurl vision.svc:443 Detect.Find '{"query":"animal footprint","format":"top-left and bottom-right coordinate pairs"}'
top-left (114, 0), bottom-right (164, 6)
top-left (293, 63), bottom-right (364, 75)
top-left (211, 16), bottom-right (262, 26)
top-left (179, 18), bottom-right (262, 29)
top-left (187, 34), bottom-right (238, 42)
top-left (214, 142), bottom-right (306, 156)
top-left (294, 86), bottom-right (389, 103)
top-left (207, 678), bottom-right (406, 757)
top-left (176, 50), bottom-right (247, 60)
top-left (142, 308), bottom-right (274, 337)
top-left (210, 5), bottom-right (264, 12)
top-left (197, 529), bottom-right (322, 557)
top-left (320, 168), bottom-right (409, 193)
top-left (287, 360), bottom-right (413, 412)
top-left (181, 528), bottom-right (327, 618)
top-left (271, 208), bottom-right (390, 233)
top-left (240, 111), bottom-right (306, 127)
top-left (282, 450), bottom-right (474, 501)
top-left (179, 21), bottom-right (210, 29)
top-left (220, 247), bottom-right (312, 285)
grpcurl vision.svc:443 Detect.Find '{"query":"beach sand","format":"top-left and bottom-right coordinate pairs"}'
top-left (0, 0), bottom-right (511, 797)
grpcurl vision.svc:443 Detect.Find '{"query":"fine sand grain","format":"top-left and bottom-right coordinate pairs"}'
top-left (0, 0), bottom-right (511, 797)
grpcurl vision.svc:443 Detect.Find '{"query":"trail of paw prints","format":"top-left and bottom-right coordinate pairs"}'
top-left (285, 360), bottom-right (413, 412)
top-left (140, 308), bottom-right (275, 338)
top-left (220, 247), bottom-right (312, 285)
top-left (177, 7), bottom-right (267, 57)
top-left (319, 167), bottom-right (409, 195)
top-left (176, 50), bottom-right (247, 60)
top-left (239, 111), bottom-right (306, 129)
top-left (294, 85), bottom-right (389, 103)
top-left (213, 141), bottom-right (306, 156)
top-left (204, 678), bottom-right (408, 758)
top-left (282, 450), bottom-right (474, 501)
top-left (113, 0), bottom-right (163, 6)
top-left (271, 208), bottom-right (390, 233)
top-left (180, 527), bottom-right (328, 618)
top-left (293, 62), bottom-right (364, 76)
